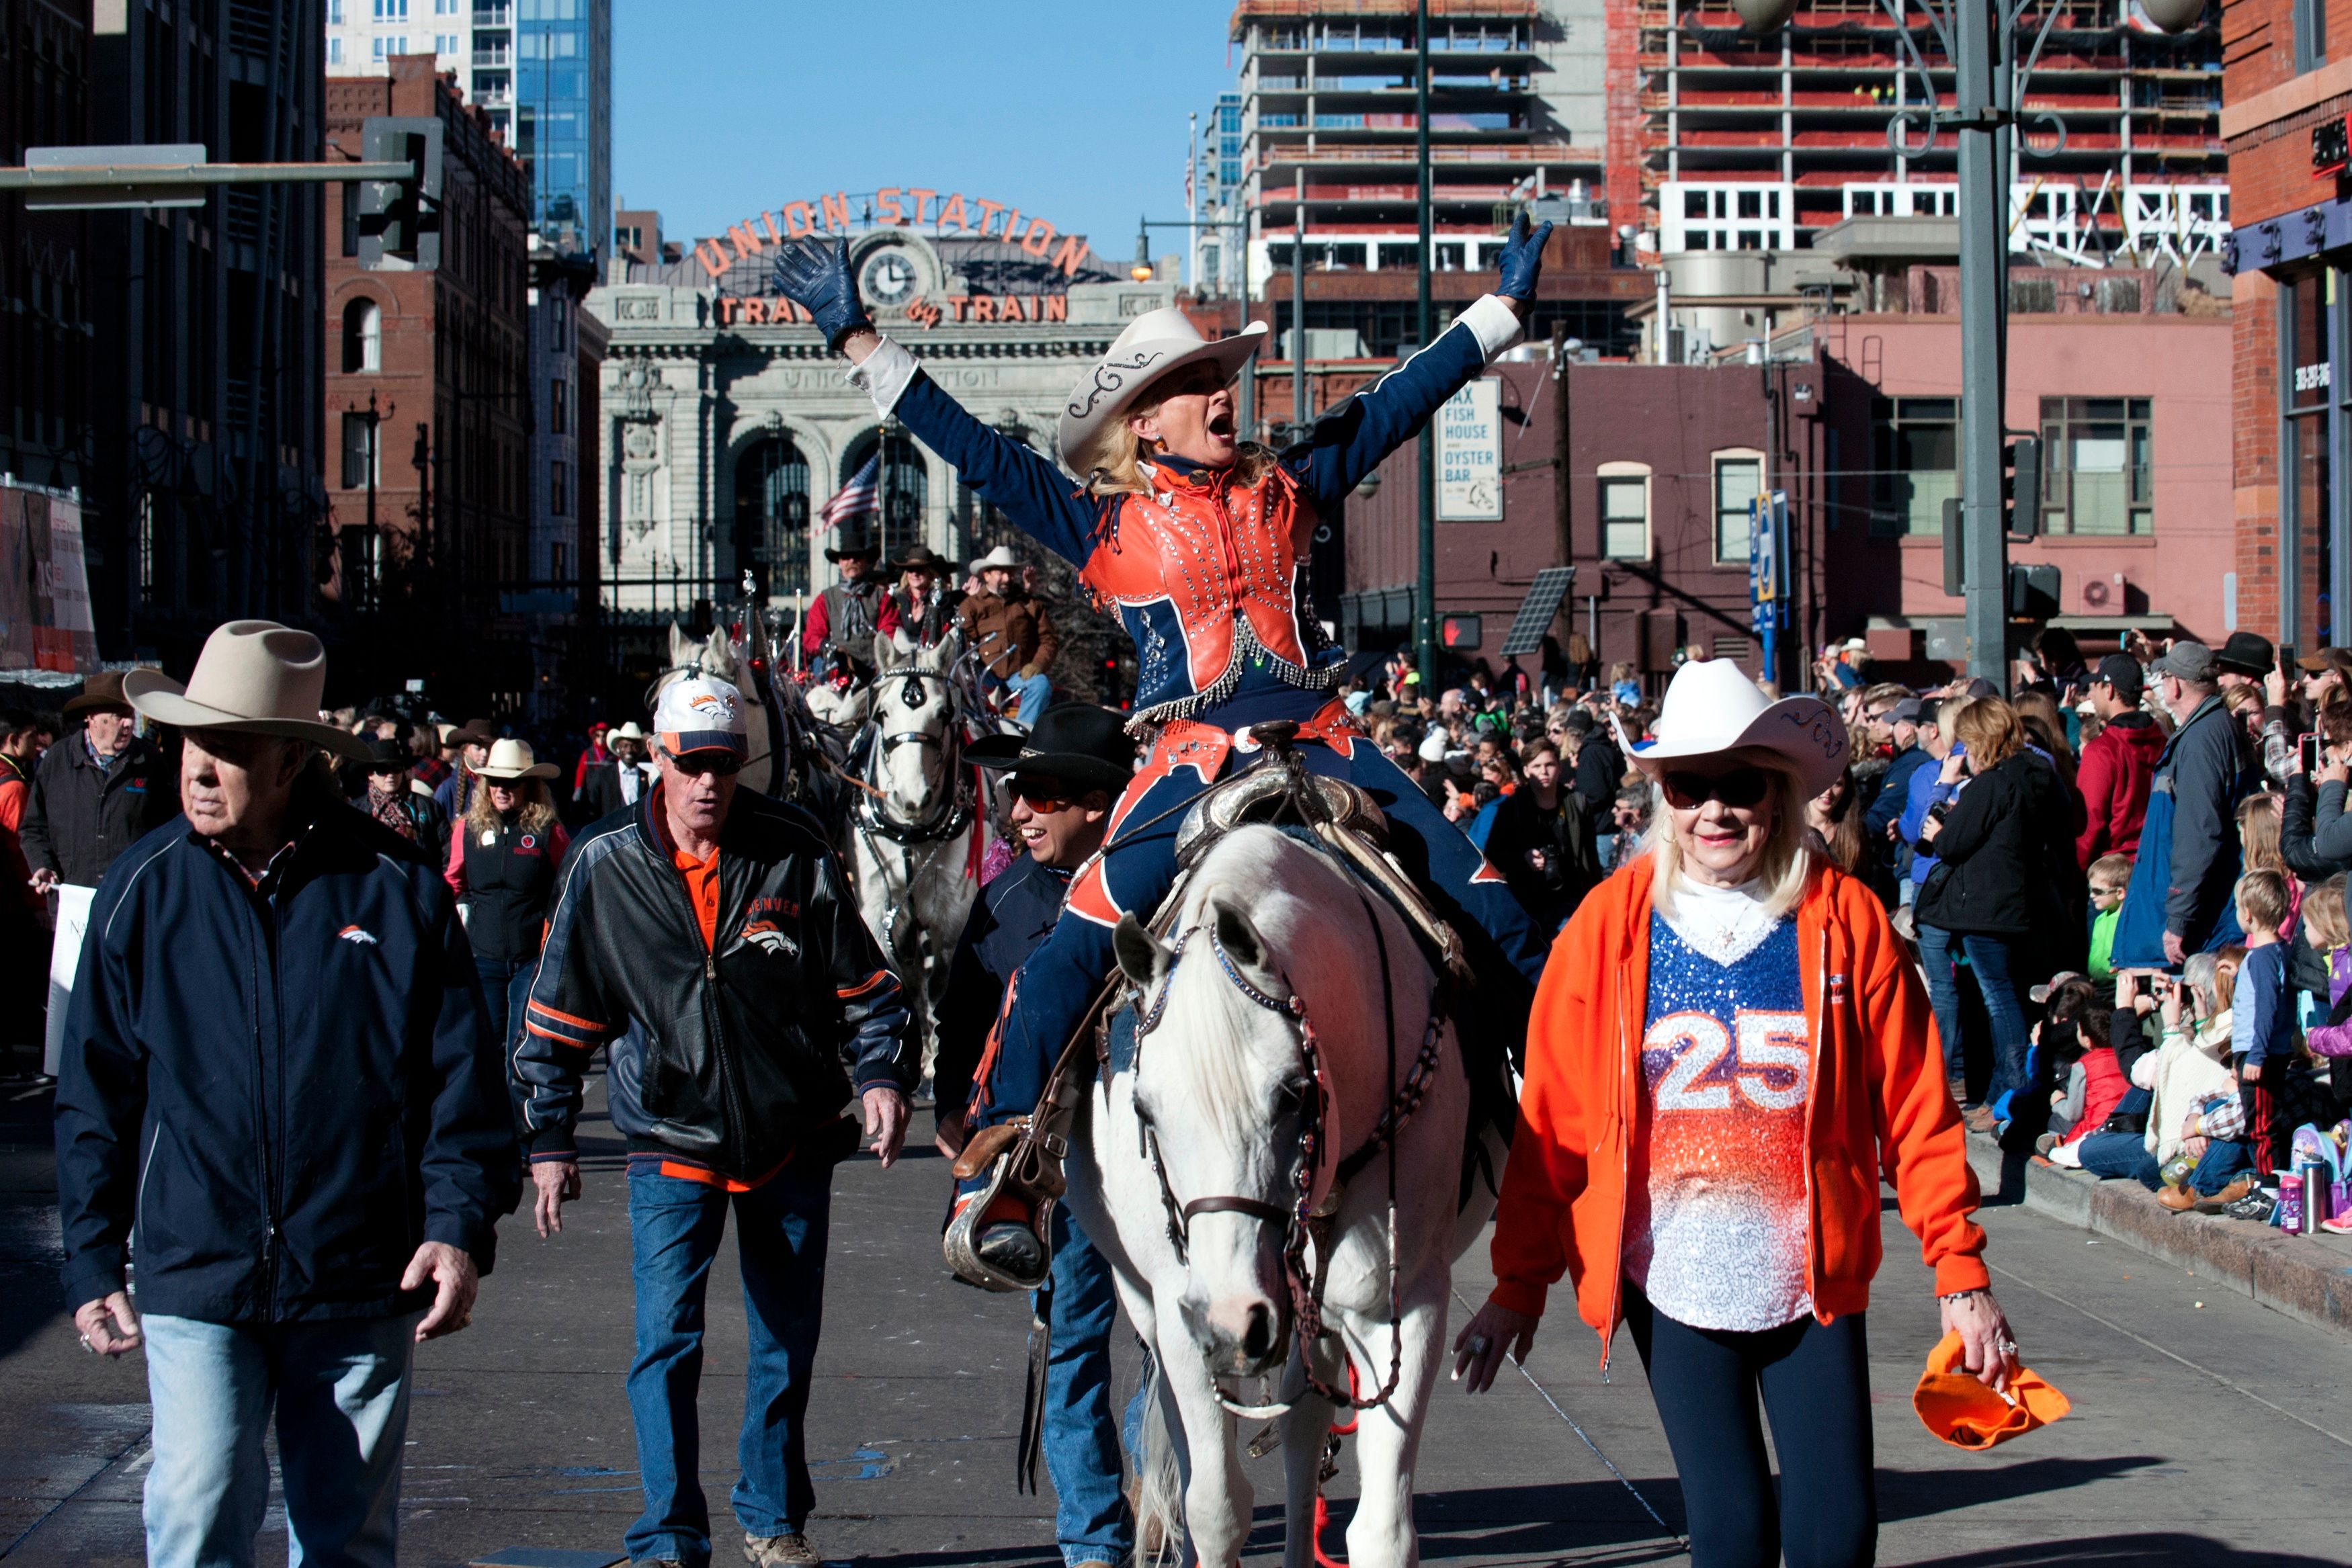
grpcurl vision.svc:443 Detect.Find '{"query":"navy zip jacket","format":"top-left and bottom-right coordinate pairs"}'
top-left (54, 794), bottom-right (519, 1322)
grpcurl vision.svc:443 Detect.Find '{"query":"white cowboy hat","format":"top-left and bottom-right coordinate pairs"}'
top-left (1629, 659), bottom-right (1847, 798)
top-left (1057, 307), bottom-right (1267, 478)
top-left (122, 620), bottom-right (372, 764)
top-left (971, 545), bottom-right (1021, 572)
top-left (607, 721), bottom-right (648, 742)
top-left (473, 738), bottom-right (558, 782)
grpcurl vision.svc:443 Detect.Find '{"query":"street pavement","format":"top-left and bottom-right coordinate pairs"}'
top-left (4, 1072), bottom-right (2350, 1567)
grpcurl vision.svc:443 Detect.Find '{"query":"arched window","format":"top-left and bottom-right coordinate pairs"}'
top-left (838, 431), bottom-right (927, 565)
top-left (342, 297), bottom-right (381, 374)
top-left (736, 437), bottom-right (810, 598)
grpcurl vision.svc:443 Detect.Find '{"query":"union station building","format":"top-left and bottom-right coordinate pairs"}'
top-left (586, 196), bottom-right (1177, 624)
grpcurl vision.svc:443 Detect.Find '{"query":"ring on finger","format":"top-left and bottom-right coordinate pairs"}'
top-left (1465, 1334), bottom-right (1491, 1358)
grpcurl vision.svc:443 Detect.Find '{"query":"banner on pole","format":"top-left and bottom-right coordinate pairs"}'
top-left (0, 480), bottom-right (99, 674)
top-left (1436, 378), bottom-right (1503, 521)
top-left (1749, 488), bottom-right (1789, 635)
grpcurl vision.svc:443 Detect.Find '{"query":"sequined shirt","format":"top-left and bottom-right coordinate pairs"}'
top-left (1623, 877), bottom-right (1817, 1332)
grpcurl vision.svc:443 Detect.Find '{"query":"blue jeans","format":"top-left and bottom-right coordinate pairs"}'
top-left (2076, 1129), bottom-right (2161, 1188)
top-left (2187, 1139), bottom-right (2255, 1194)
top-left (477, 955), bottom-right (536, 1137)
top-left (626, 1161), bottom-right (832, 1568)
top-left (1917, 925), bottom-right (2031, 1109)
top-left (142, 1311), bottom-right (419, 1568)
top-left (986, 669), bottom-right (1054, 723)
top-left (1040, 1207), bottom-right (1145, 1568)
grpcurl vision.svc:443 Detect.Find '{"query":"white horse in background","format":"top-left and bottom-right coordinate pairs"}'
top-left (846, 629), bottom-right (996, 1082)
top-left (1069, 825), bottom-right (1494, 1568)
top-left (656, 623), bottom-right (778, 796)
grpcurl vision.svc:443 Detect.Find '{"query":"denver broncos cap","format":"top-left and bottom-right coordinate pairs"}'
top-left (653, 676), bottom-right (749, 758)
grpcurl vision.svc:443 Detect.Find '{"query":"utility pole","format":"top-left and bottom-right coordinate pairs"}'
top-left (1954, 0), bottom-right (2008, 684)
top-left (1551, 320), bottom-right (1571, 570)
top-left (1414, 0), bottom-right (1436, 689)
top-left (1293, 168), bottom-right (1308, 439)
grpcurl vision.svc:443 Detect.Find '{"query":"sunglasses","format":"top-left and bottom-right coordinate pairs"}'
top-left (1011, 779), bottom-right (1077, 812)
top-left (1660, 767), bottom-right (1773, 811)
top-left (669, 751), bottom-right (744, 778)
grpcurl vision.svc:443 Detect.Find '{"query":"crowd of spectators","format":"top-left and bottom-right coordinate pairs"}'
top-left (1341, 627), bottom-right (2352, 1231)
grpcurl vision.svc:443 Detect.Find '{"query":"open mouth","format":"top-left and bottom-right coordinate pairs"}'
top-left (1206, 410), bottom-right (1236, 439)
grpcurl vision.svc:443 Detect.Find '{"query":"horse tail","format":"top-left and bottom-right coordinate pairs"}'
top-left (1134, 1351), bottom-right (1186, 1568)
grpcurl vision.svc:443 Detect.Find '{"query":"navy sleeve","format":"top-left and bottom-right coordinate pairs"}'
top-left (415, 870), bottom-right (521, 1264)
top-left (892, 372), bottom-right (1105, 566)
top-left (519, 833), bottom-right (626, 1159)
top-left (1282, 315), bottom-right (1493, 516)
top-left (52, 846), bottom-right (153, 1309)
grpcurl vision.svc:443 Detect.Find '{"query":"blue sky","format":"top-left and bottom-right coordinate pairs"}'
top-left (612, 0), bottom-right (1244, 267)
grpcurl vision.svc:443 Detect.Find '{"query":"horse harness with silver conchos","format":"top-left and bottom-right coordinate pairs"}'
top-left (851, 666), bottom-right (979, 847)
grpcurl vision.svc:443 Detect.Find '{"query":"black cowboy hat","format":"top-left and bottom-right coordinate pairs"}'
top-left (443, 716), bottom-right (499, 748)
top-left (825, 541), bottom-right (881, 564)
top-left (967, 703), bottom-right (1136, 795)
top-left (2214, 630), bottom-right (2276, 677)
top-left (366, 737), bottom-right (411, 772)
top-left (888, 544), bottom-right (952, 576)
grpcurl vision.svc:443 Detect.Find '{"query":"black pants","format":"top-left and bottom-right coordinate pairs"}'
top-left (1624, 1284), bottom-right (1877, 1568)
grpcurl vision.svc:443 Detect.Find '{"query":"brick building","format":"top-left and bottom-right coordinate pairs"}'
top-left (322, 54), bottom-right (533, 707)
top-left (2221, 0), bottom-right (2352, 648)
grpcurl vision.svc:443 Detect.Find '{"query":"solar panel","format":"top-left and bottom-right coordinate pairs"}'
top-left (1497, 566), bottom-right (1578, 657)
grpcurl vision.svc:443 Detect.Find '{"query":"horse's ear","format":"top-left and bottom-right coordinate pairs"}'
top-left (874, 631), bottom-right (901, 672)
top-left (1114, 913), bottom-right (1167, 990)
top-left (935, 627), bottom-right (964, 667)
top-left (1212, 897), bottom-right (1268, 975)
top-left (669, 622), bottom-right (690, 662)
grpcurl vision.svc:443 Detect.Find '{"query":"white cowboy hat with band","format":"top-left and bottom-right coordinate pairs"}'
top-left (473, 738), bottom-right (558, 783)
top-left (971, 545), bottom-right (1022, 572)
top-left (122, 619), bottom-right (372, 764)
top-left (1057, 308), bottom-right (1267, 478)
top-left (606, 721), bottom-right (648, 742)
top-left (1629, 658), bottom-right (1847, 799)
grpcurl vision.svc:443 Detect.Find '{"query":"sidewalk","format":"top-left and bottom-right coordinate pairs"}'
top-left (1963, 1127), bottom-right (2352, 1340)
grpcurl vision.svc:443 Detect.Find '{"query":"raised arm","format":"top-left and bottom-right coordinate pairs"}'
top-left (773, 238), bottom-right (1101, 565)
top-left (1284, 214), bottom-right (1551, 515)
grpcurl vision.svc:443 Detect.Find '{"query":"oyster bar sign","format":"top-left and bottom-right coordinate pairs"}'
top-left (694, 185), bottom-right (1095, 331)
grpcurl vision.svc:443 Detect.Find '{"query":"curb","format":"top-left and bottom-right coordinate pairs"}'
top-left (1962, 1131), bottom-right (2352, 1340)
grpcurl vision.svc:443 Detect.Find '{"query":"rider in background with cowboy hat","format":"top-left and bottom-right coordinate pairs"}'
top-left (773, 217), bottom-right (1557, 1284)
top-left (884, 544), bottom-right (961, 650)
top-left (54, 619), bottom-right (518, 1568)
top-left (1455, 658), bottom-right (2017, 1568)
top-left (958, 544), bottom-right (1059, 722)
top-left (803, 537), bottom-right (887, 682)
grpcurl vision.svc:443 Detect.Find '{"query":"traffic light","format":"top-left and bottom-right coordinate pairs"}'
top-left (358, 116), bottom-right (443, 270)
top-left (1439, 614), bottom-right (1482, 651)
top-left (2007, 562), bottom-right (2060, 621)
top-left (2004, 437), bottom-right (2042, 540)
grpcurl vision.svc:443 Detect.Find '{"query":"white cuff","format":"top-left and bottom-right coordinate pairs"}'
top-left (1459, 294), bottom-right (1525, 362)
top-left (845, 336), bottom-right (918, 416)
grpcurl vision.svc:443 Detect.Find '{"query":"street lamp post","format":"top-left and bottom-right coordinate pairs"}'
top-left (1415, 0), bottom-right (1436, 690)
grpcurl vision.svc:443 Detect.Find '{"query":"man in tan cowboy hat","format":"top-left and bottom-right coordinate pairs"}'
top-left (21, 668), bottom-right (174, 896)
top-left (957, 543), bottom-right (1058, 720)
top-left (53, 619), bottom-right (519, 1568)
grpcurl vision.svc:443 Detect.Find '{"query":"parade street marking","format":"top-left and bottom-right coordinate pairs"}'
top-left (1984, 1258), bottom-right (2352, 1450)
top-left (1448, 1287), bottom-right (1682, 1543)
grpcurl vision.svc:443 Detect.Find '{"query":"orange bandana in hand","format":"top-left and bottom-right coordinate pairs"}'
top-left (1913, 1330), bottom-right (2071, 1450)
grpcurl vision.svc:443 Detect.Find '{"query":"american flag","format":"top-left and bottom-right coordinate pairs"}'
top-left (818, 453), bottom-right (881, 533)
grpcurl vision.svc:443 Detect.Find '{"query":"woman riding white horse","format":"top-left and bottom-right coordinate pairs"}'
top-left (773, 218), bottom-right (1556, 1280)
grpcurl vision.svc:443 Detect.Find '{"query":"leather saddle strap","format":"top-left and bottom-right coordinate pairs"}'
top-left (1181, 1194), bottom-right (1292, 1226)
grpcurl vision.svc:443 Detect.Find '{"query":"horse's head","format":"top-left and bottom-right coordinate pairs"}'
top-left (1115, 889), bottom-right (1310, 1379)
top-left (867, 629), bottom-right (963, 814)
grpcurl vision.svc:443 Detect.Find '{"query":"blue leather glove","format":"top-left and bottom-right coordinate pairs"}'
top-left (1493, 212), bottom-right (1554, 303)
top-left (771, 236), bottom-right (872, 351)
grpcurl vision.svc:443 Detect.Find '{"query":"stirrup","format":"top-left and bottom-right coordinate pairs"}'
top-left (942, 1139), bottom-right (1056, 1293)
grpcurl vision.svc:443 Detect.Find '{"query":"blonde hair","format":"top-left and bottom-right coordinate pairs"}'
top-left (1082, 378), bottom-right (1280, 499)
top-left (2234, 868), bottom-right (2292, 935)
top-left (2236, 792), bottom-right (2285, 877)
top-left (1645, 756), bottom-right (1816, 921)
top-left (2304, 874), bottom-right (2349, 951)
top-left (466, 774), bottom-right (556, 838)
top-left (1951, 697), bottom-right (2025, 770)
top-left (2087, 851), bottom-right (2133, 890)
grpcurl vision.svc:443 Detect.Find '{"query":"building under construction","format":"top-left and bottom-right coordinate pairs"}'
top-left (1629, 0), bottom-right (2226, 266)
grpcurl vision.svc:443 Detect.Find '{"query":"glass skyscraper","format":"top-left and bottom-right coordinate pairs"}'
top-left (514, 0), bottom-right (610, 253)
top-left (327, 0), bottom-right (610, 257)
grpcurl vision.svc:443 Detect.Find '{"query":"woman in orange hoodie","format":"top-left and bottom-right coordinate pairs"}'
top-left (1452, 660), bottom-right (2021, 1568)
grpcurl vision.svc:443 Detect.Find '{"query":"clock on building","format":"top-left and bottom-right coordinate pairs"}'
top-left (860, 248), bottom-right (918, 308)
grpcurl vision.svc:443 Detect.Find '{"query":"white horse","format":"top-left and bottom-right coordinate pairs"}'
top-left (657, 623), bottom-right (778, 797)
top-left (846, 629), bottom-right (995, 1081)
top-left (1069, 824), bottom-right (1494, 1568)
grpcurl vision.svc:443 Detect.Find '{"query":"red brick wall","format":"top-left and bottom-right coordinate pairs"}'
top-left (2234, 270), bottom-right (2283, 638)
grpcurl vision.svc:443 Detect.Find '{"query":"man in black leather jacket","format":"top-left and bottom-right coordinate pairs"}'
top-left (515, 674), bottom-right (913, 1568)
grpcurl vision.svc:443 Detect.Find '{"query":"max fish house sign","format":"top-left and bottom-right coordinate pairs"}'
top-left (694, 185), bottom-right (1097, 331)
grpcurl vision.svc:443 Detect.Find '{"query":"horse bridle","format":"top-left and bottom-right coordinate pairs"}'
top-left (1130, 885), bottom-right (1450, 1415)
top-left (854, 665), bottom-right (978, 846)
